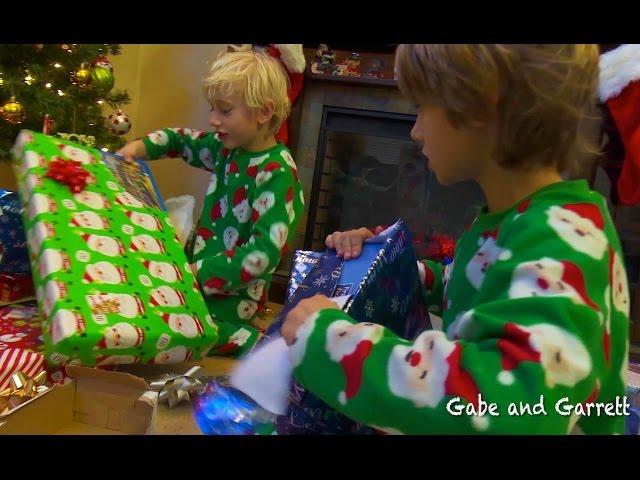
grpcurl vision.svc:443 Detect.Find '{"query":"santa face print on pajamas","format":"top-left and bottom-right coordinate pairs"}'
top-left (508, 258), bottom-right (599, 312)
top-left (546, 204), bottom-right (608, 260)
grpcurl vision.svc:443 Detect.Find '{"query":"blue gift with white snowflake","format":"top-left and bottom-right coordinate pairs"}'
top-left (340, 220), bottom-right (432, 339)
top-left (269, 219), bottom-right (430, 434)
top-left (0, 190), bottom-right (30, 274)
top-left (270, 219), bottom-right (430, 339)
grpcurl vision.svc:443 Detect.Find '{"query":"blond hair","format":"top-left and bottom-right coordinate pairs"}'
top-left (395, 44), bottom-right (600, 173)
top-left (204, 51), bottom-right (291, 135)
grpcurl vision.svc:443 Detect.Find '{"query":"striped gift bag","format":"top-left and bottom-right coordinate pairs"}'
top-left (0, 302), bottom-right (46, 390)
top-left (0, 348), bottom-right (45, 390)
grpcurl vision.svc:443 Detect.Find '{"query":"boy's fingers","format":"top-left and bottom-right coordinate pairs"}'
top-left (325, 234), bottom-right (335, 249)
top-left (359, 227), bottom-right (375, 239)
top-left (333, 232), bottom-right (344, 256)
top-left (342, 237), bottom-right (353, 260)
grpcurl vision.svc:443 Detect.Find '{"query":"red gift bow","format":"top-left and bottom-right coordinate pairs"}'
top-left (422, 234), bottom-right (456, 262)
top-left (45, 157), bottom-right (92, 193)
top-left (434, 235), bottom-right (456, 259)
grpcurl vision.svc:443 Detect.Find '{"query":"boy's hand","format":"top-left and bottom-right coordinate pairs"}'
top-left (281, 295), bottom-right (339, 346)
top-left (116, 140), bottom-right (147, 164)
top-left (190, 263), bottom-right (198, 277)
top-left (325, 226), bottom-right (385, 260)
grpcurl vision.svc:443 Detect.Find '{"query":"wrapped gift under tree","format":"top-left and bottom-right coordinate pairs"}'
top-left (0, 189), bottom-right (30, 275)
top-left (0, 189), bottom-right (36, 305)
top-left (0, 302), bottom-right (46, 392)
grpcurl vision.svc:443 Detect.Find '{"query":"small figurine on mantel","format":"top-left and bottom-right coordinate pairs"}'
top-left (311, 44), bottom-right (330, 73)
top-left (336, 52), bottom-right (361, 77)
top-left (365, 57), bottom-right (385, 78)
top-left (312, 49), bottom-right (337, 75)
top-left (315, 44), bottom-right (329, 60)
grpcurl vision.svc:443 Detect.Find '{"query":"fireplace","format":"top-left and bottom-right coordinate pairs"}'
top-left (303, 106), bottom-right (484, 258)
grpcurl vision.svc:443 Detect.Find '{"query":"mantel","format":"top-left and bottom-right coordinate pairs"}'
top-left (303, 48), bottom-right (398, 89)
top-left (305, 70), bottom-right (398, 88)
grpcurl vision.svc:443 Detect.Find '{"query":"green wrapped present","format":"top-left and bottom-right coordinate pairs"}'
top-left (11, 130), bottom-right (219, 369)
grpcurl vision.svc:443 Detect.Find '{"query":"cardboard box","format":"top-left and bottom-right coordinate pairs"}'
top-left (0, 365), bottom-right (157, 434)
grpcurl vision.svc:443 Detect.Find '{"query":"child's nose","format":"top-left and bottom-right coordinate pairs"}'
top-left (209, 114), bottom-right (221, 128)
top-left (410, 123), bottom-right (421, 142)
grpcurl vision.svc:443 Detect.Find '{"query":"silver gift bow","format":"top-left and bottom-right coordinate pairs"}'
top-left (150, 366), bottom-right (207, 409)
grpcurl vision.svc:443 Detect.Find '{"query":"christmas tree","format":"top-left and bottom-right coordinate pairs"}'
top-left (0, 44), bottom-right (131, 161)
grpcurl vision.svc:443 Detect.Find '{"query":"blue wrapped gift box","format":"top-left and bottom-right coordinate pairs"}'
top-left (0, 190), bottom-right (30, 274)
top-left (268, 219), bottom-right (431, 434)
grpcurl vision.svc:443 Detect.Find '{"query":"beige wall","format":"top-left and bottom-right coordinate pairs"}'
top-left (0, 160), bottom-right (16, 191)
top-left (1, 44), bottom-right (227, 216)
top-left (113, 44), bottom-right (227, 214)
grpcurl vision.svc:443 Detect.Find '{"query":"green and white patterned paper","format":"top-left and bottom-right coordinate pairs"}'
top-left (11, 130), bottom-right (219, 369)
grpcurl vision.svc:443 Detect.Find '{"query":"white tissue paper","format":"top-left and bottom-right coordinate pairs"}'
top-left (165, 195), bottom-right (195, 246)
top-left (229, 295), bottom-right (352, 416)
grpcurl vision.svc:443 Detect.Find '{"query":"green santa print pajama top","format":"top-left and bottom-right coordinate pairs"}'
top-left (143, 128), bottom-right (304, 356)
top-left (289, 180), bottom-right (630, 434)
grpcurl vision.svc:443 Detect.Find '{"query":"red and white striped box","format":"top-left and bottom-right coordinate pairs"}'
top-left (0, 302), bottom-right (45, 390)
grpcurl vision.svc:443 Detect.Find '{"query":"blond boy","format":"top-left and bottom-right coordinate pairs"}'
top-left (120, 51), bottom-right (304, 356)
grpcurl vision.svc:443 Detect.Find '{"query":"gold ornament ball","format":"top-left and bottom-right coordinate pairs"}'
top-left (91, 66), bottom-right (114, 92)
top-left (71, 64), bottom-right (92, 88)
top-left (2, 97), bottom-right (26, 125)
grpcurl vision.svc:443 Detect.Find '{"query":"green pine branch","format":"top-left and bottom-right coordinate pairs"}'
top-left (0, 43), bottom-right (133, 162)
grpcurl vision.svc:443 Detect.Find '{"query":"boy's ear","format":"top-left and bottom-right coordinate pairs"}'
top-left (257, 99), bottom-right (275, 126)
top-left (469, 90), bottom-right (499, 129)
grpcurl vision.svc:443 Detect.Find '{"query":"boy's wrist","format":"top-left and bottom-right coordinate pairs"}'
top-left (135, 139), bottom-right (148, 158)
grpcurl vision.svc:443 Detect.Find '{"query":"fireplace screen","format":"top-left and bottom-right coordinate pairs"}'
top-left (304, 107), bottom-right (485, 259)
